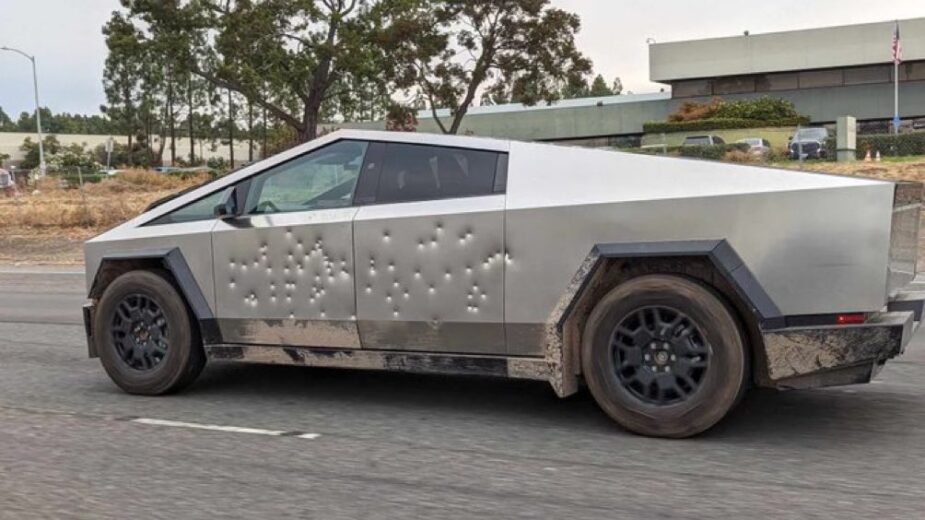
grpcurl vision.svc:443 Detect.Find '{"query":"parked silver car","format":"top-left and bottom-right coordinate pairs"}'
top-left (83, 130), bottom-right (923, 437)
top-left (682, 135), bottom-right (726, 146)
top-left (736, 137), bottom-right (772, 157)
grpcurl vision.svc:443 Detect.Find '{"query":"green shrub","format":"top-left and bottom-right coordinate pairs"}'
top-left (664, 96), bottom-right (805, 125)
top-left (711, 97), bottom-right (802, 121)
top-left (678, 143), bottom-right (750, 160)
top-left (822, 133), bottom-right (925, 159)
top-left (855, 133), bottom-right (925, 158)
top-left (643, 117), bottom-right (809, 134)
top-left (632, 143), bottom-right (750, 160)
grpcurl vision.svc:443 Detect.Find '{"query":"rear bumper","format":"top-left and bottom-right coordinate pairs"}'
top-left (760, 291), bottom-right (923, 390)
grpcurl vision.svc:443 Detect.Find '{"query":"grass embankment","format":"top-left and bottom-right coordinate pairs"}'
top-left (777, 158), bottom-right (925, 183)
top-left (0, 170), bottom-right (208, 264)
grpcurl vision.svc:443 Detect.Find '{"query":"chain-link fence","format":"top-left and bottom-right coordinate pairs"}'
top-left (826, 132), bottom-right (925, 160)
top-left (625, 125), bottom-right (925, 164)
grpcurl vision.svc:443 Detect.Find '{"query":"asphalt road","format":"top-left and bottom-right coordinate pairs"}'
top-left (2, 267), bottom-right (925, 519)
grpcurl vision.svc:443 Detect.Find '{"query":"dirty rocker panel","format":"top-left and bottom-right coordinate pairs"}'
top-left (212, 318), bottom-right (360, 349)
top-left (205, 344), bottom-right (549, 381)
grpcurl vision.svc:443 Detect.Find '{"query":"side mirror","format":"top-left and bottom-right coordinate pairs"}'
top-left (213, 187), bottom-right (237, 219)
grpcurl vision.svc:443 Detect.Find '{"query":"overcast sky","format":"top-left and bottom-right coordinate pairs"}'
top-left (0, 0), bottom-right (922, 117)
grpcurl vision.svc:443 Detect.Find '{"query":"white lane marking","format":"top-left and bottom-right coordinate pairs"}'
top-left (132, 418), bottom-right (320, 439)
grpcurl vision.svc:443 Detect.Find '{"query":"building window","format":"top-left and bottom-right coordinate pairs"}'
top-left (798, 69), bottom-right (844, 88)
top-left (899, 61), bottom-right (925, 82)
top-left (713, 76), bottom-right (756, 95)
top-left (755, 73), bottom-right (799, 92)
top-left (672, 79), bottom-right (712, 98)
top-left (844, 65), bottom-right (891, 85)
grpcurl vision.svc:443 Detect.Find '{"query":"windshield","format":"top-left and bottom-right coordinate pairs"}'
top-left (683, 136), bottom-right (712, 145)
top-left (794, 128), bottom-right (828, 141)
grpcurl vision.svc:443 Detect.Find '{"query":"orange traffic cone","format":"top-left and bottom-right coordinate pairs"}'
top-left (875, 151), bottom-right (882, 162)
top-left (864, 150), bottom-right (872, 162)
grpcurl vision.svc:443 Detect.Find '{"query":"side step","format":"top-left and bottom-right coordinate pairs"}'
top-left (205, 344), bottom-right (549, 381)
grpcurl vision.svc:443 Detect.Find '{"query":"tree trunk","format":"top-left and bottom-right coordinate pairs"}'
top-left (168, 77), bottom-right (176, 166)
top-left (262, 105), bottom-right (268, 159)
top-left (188, 75), bottom-right (195, 163)
top-left (247, 98), bottom-right (254, 162)
top-left (227, 89), bottom-right (235, 167)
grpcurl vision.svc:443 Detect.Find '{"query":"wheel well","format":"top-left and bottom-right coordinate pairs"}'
top-left (89, 258), bottom-right (168, 300)
top-left (562, 256), bottom-right (766, 387)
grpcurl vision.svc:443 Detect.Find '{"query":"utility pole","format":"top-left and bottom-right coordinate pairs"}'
top-left (1, 46), bottom-right (45, 177)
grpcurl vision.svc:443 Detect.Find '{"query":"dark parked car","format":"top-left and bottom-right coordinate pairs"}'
top-left (789, 128), bottom-right (830, 160)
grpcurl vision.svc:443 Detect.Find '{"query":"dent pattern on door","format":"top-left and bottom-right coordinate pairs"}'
top-left (211, 208), bottom-right (359, 347)
top-left (353, 196), bottom-right (505, 353)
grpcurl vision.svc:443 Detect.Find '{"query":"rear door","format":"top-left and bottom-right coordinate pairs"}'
top-left (211, 140), bottom-right (368, 348)
top-left (353, 141), bottom-right (508, 354)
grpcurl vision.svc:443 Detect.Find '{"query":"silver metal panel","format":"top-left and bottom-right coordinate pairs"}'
top-left (506, 188), bottom-right (893, 344)
top-left (503, 142), bottom-right (896, 348)
top-left (888, 202), bottom-right (920, 296)
top-left (353, 195), bottom-right (505, 353)
top-left (211, 208), bottom-right (360, 348)
top-left (83, 220), bottom-right (217, 312)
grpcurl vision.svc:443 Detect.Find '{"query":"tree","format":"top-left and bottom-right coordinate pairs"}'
top-left (384, 0), bottom-right (591, 134)
top-left (19, 136), bottom-right (61, 170)
top-left (0, 107), bottom-right (15, 132)
top-left (560, 76), bottom-right (590, 99)
top-left (588, 74), bottom-right (612, 97)
top-left (102, 12), bottom-right (145, 159)
top-left (611, 77), bottom-right (623, 96)
top-left (119, 0), bottom-right (393, 144)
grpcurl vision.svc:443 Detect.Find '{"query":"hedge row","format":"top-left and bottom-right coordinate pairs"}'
top-left (643, 117), bottom-right (810, 134)
top-left (823, 132), bottom-right (925, 159)
top-left (636, 143), bottom-right (751, 160)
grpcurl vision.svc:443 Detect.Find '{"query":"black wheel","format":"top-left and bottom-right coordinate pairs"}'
top-left (582, 275), bottom-right (747, 438)
top-left (94, 269), bottom-right (206, 395)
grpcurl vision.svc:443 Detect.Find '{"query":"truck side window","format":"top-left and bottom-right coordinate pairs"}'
top-left (245, 140), bottom-right (368, 214)
top-left (375, 143), bottom-right (501, 204)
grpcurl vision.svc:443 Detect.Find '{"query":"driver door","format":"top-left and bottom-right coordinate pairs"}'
top-left (211, 140), bottom-right (368, 348)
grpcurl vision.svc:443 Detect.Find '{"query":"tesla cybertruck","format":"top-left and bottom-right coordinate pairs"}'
top-left (82, 130), bottom-right (923, 437)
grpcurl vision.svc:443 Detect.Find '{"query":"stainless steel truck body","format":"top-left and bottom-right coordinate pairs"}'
top-left (82, 130), bottom-right (923, 437)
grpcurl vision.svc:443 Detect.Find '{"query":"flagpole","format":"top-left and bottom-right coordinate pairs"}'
top-left (895, 59), bottom-right (900, 135)
top-left (893, 20), bottom-right (901, 135)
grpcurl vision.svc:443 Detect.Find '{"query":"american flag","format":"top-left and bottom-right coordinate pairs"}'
top-left (892, 22), bottom-right (903, 65)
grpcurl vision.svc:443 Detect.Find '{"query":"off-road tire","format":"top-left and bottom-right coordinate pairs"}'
top-left (582, 274), bottom-right (748, 438)
top-left (94, 269), bottom-right (206, 395)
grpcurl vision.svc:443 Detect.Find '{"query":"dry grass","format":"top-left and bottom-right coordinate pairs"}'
top-left (779, 158), bottom-right (925, 183)
top-left (0, 169), bottom-right (208, 234)
top-left (723, 150), bottom-right (759, 163)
